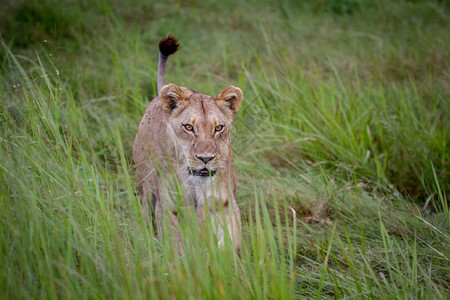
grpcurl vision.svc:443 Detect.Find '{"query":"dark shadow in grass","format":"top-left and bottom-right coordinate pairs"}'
top-left (0, 0), bottom-right (83, 49)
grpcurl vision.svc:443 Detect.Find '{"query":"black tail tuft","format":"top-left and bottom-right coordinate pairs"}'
top-left (159, 35), bottom-right (179, 57)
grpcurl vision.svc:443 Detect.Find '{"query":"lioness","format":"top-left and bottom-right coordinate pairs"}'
top-left (133, 36), bottom-right (242, 249)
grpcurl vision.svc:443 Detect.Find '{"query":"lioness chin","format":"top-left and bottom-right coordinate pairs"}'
top-left (133, 36), bottom-right (242, 250)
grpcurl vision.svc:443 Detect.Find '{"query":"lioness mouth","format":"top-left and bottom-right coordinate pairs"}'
top-left (188, 168), bottom-right (216, 177)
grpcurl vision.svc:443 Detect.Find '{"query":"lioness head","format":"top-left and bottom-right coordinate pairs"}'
top-left (160, 83), bottom-right (243, 178)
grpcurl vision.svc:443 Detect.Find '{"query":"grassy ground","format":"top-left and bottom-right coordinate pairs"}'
top-left (0, 0), bottom-right (449, 298)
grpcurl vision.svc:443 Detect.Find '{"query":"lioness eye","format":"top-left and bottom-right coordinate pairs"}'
top-left (215, 125), bottom-right (224, 132)
top-left (183, 124), bottom-right (194, 132)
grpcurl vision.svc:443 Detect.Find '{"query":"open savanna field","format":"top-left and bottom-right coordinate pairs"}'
top-left (0, 0), bottom-right (449, 298)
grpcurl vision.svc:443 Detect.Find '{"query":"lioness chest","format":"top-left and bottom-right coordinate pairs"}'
top-left (160, 171), bottom-right (230, 213)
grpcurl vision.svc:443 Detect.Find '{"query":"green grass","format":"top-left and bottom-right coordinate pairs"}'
top-left (0, 0), bottom-right (449, 298)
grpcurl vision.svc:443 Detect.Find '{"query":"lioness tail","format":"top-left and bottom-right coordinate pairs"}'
top-left (157, 35), bottom-right (179, 96)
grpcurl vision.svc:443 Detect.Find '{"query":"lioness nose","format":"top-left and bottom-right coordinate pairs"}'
top-left (196, 155), bottom-right (215, 164)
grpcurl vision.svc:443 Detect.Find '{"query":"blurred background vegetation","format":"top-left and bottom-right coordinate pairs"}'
top-left (0, 0), bottom-right (448, 298)
top-left (1, 0), bottom-right (448, 200)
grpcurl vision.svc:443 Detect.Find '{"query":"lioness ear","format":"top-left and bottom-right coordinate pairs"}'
top-left (216, 86), bottom-right (243, 117)
top-left (160, 83), bottom-right (186, 115)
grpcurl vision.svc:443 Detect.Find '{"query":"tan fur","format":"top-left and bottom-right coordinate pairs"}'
top-left (133, 83), bottom-right (243, 249)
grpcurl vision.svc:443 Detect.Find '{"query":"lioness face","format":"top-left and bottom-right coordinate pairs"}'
top-left (160, 84), bottom-right (243, 179)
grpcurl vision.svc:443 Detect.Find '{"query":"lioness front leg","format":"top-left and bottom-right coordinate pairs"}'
top-left (154, 200), bottom-right (183, 251)
top-left (219, 199), bottom-right (241, 250)
top-left (198, 198), bottom-right (241, 250)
